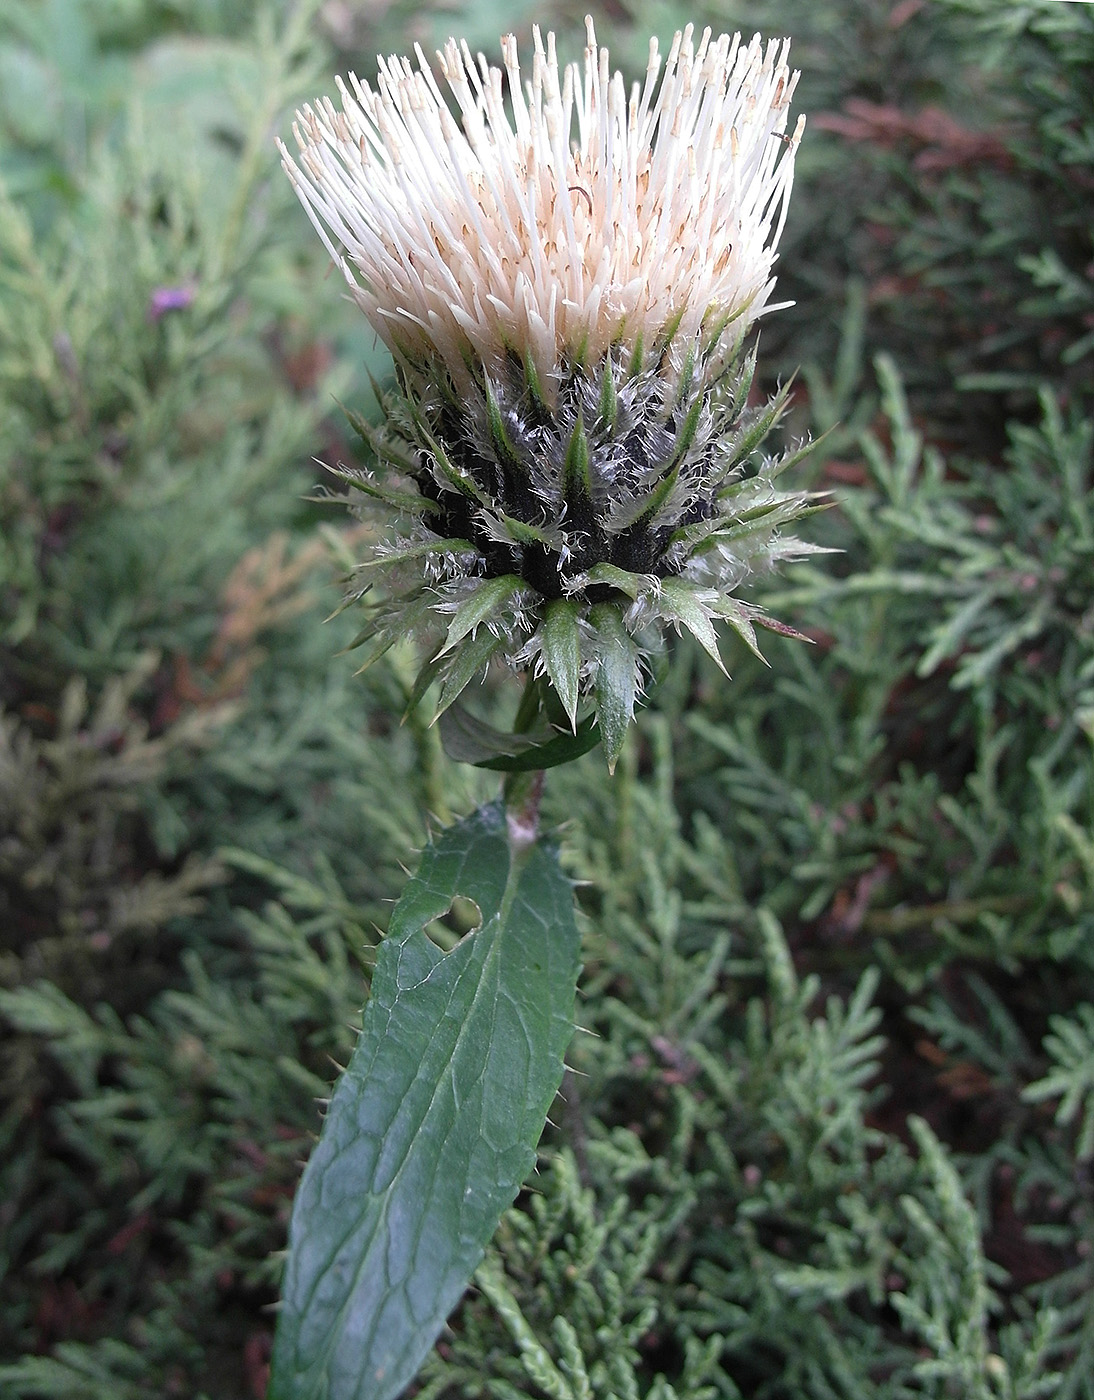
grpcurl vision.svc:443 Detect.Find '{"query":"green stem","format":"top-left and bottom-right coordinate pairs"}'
top-left (504, 672), bottom-right (546, 848)
top-left (504, 768), bottom-right (545, 849)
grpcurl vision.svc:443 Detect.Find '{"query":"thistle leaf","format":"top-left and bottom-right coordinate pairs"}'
top-left (407, 402), bottom-right (491, 505)
top-left (754, 612), bottom-right (810, 639)
top-left (437, 704), bottom-right (600, 771)
top-left (541, 598), bottom-right (582, 729)
top-left (597, 359), bottom-right (618, 430)
top-left (728, 384), bottom-right (790, 464)
top-left (769, 432), bottom-right (828, 480)
top-left (726, 342), bottom-right (758, 416)
top-left (441, 576), bottom-right (523, 654)
top-left (346, 597), bottom-right (437, 671)
top-left (668, 391), bottom-right (705, 466)
top-left (349, 628), bottom-right (400, 674)
top-left (709, 596), bottom-right (766, 660)
top-left (607, 464), bottom-right (680, 534)
top-left (562, 411), bottom-right (592, 506)
top-left (473, 715), bottom-right (601, 771)
top-left (660, 578), bottom-right (727, 673)
top-left (437, 627), bottom-right (505, 714)
top-left (341, 402), bottom-right (420, 474)
top-left (484, 375), bottom-right (522, 467)
top-left (636, 463), bottom-right (681, 527)
top-left (701, 308), bottom-right (738, 363)
top-left (404, 647), bottom-right (446, 716)
top-left (325, 466), bottom-right (436, 517)
top-left (477, 512), bottom-right (562, 550)
top-left (654, 304), bottom-right (687, 367)
top-left (523, 346), bottom-right (547, 411)
top-left (585, 562), bottom-right (659, 600)
top-left (267, 804), bottom-right (580, 1400)
top-left (626, 331), bottom-right (644, 378)
top-left (672, 493), bottom-right (803, 552)
top-left (589, 603), bottom-right (640, 773)
top-left (437, 703), bottom-right (544, 764)
top-left (680, 344), bottom-right (698, 396)
top-left (361, 537), bottom-right (476, 569)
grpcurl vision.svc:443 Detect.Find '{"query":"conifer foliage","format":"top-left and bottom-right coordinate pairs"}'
top-left (2, 0), bottom-right (1093, 1397)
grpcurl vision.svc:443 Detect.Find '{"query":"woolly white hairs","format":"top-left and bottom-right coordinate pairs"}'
top-left (280, 18), bottom-right (803, 399)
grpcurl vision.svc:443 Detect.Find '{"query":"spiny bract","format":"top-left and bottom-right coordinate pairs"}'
top-left (281, 19), bottom-right (817, 767)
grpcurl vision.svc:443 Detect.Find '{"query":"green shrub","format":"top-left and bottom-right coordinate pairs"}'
top-left (2, 0), bottom-right (1093, 1396)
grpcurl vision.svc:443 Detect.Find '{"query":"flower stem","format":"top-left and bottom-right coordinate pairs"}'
top-left (505, 672), bottom-right (546, 848)
top-left (504, 768), bottom-right (545, 850)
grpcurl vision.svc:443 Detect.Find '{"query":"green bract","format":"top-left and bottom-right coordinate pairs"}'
top-left (341, 342), bottom-right (817, 767)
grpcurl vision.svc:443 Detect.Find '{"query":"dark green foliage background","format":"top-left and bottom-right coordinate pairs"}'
top-left (1, 0), bottom-right (1092, 1396)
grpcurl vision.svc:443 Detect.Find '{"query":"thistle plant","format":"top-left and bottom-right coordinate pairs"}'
top-left (270, 21), bottom-right (810, 1400)
top-left (279, 18), bottom-right (811, 771)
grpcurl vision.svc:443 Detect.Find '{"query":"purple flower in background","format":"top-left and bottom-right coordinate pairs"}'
top-left (147, 284), bottom-right (196, 321)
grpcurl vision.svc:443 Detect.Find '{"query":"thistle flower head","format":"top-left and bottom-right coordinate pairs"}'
top-left (283, 18), bottom-right (802, 399)
top-left (281, 20), bottom-right (814, 769)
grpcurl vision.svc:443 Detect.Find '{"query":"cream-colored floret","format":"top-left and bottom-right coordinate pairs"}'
top-left (280, 18), bottom-right (803, 400)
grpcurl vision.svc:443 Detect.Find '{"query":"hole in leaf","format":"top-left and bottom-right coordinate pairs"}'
top-left (424, 895), bottom-right (483, 952)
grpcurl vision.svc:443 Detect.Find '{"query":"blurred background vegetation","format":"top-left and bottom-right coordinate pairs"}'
top-left (1, 0), bottom-right (1093, 1396)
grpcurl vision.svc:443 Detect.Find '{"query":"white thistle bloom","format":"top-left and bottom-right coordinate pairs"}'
top-left (281, 23), bottom-right (814, 771)
top-left (280, 18), bottom-right (803, 399)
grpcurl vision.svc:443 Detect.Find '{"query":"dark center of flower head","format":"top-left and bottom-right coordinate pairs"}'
top-left (401, 351), bottom-right (721, 602)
